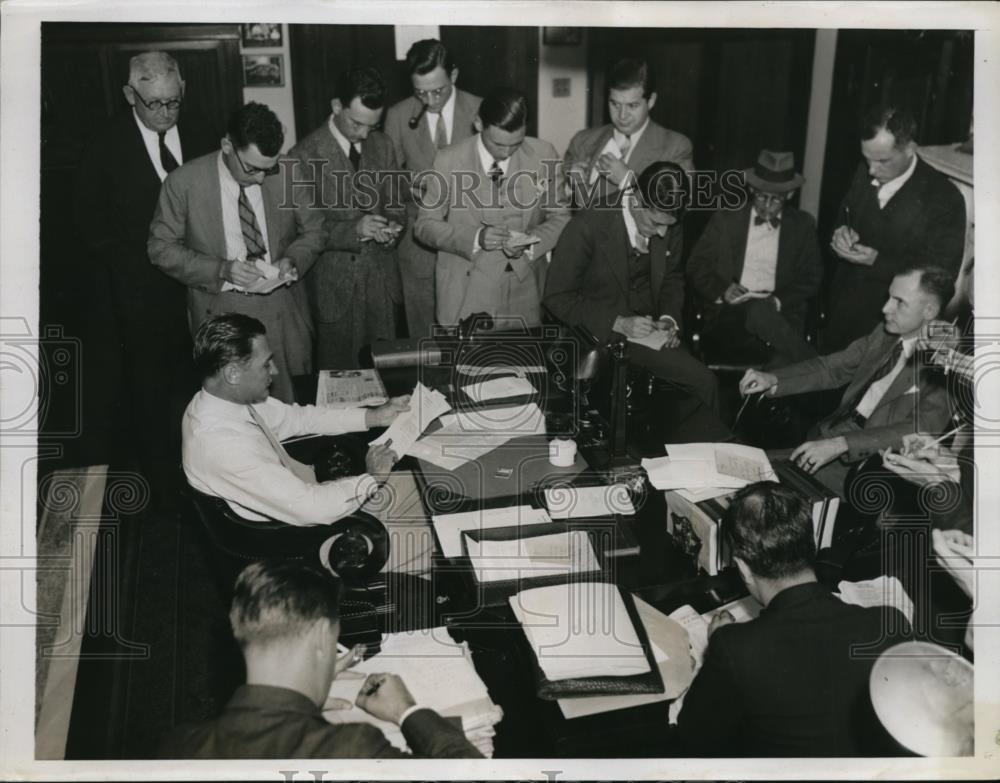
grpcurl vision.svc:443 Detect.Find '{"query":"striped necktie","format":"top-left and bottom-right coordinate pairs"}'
top-left (246, 404), bottom-right (316, 484)
top-left (238, 185), bottom-right (267, 260)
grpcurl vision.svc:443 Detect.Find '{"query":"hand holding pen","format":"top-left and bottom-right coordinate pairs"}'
top-left (738, 368), bottom-right (778, 397)
top-left (355, 672), bottom-right (417, 725)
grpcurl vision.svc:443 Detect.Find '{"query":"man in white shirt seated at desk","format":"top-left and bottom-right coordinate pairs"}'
top-left (158, 559), bottom-right (482, 758)
top-left (183, 313), bottom-right (409, 525)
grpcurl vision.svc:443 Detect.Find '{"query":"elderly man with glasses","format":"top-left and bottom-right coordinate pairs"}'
top-left (686, 150), bottom-right (823, 368)
top-left (149, 101), bottom-right (325, 404)
top-left (74, 50), bottom-right (216, 509)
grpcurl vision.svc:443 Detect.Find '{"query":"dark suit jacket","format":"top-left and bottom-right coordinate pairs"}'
top-left (687, 205), bottom-right (822, 328)
top-left (677, 582), bottom-right (906, 757)
top-left (544, 206), bottom-right (684, 342)
top-left (75, 111), bottom-right (215, 325)
top-left (564, 120), bottom-right (693, 204)
top-left (826, 158), bottom-right (966, 347)
top-left (772, 324), bottom-right (951, 463)
top-left (289, 125), bottom-right (407, 321)
top-left (157, 684), bottom-right (482, 759)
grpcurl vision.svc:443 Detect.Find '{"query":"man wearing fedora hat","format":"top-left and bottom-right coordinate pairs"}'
top-left (687, 150), bottom-right (822, 367)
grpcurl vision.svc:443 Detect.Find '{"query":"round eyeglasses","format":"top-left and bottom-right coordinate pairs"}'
top-left (414, 85), bottom-right (450, 101)
top-left (129, 85), bottom-right (183, 112)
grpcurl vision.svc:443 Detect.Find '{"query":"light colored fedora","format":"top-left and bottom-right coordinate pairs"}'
top-left (744, 150), bottom-right (805, 193)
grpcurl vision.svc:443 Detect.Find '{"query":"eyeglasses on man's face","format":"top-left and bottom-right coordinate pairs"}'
top-left (414, 85), bottom-right (450, 101)
top-left (234, 147), bottom-right (280, 177)
top-left (129, 85), bottom-right (183, 113)
top-left (752, 191), bottom-right (786, 206)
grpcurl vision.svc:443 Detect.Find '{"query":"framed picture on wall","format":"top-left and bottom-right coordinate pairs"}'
top-left (243, 54), bottom-right (284, 87)
top-left (241, 23), bottom-right (283, 48)
top-left (543, 27), bottom-right (582, 46)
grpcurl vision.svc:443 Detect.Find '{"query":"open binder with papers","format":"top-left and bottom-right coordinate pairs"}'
top-left (510, 581), bottom-right (665, 699)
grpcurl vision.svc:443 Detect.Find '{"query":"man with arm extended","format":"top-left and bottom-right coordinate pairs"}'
top-left (384, 39), bottom-right (482, 338)
top-left (739, 265), bottom-right (953, 494)
top-left (182, 313), bottom-right (408, 526)
top-left (159, 560), bottom-right (482, 758)
top-left (149, 101), bottom-right (324, 403)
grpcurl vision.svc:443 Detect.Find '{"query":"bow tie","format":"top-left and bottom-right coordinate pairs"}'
top-left (754, 215), bottom-right (780, 228)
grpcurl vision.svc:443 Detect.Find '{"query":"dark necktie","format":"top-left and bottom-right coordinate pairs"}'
top-left (488, 159), bottom-right (503, 185)
top-left (838, 340), bottom-right (906, 421)
top-left (754, 215), bottom-right (780, 228)
top-left (349, 142), bottom-right (361, 170)
top-left (158, 131), bottom-right (178, 173)
top-left (434, 113), bottom-right (447, 149)
top-left (238, 185), bottom-right (267, 260)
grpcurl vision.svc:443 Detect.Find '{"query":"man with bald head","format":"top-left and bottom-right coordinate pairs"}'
top-left (75, 51), bottom-right (215, 508)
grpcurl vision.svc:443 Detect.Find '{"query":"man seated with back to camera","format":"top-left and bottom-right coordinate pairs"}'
top-left (737, 264), bottom-right (953, 495)
top-left (158, 560), bottom-right (482, 758)
top-left (676, 482), bottom-right (907, 757)
top-left (544, 160), bottom-right (721, 421)
top-left (182, 313), bottom-right (409, 525)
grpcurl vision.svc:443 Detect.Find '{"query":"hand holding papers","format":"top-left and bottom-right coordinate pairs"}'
top-left (506, 230), bottom-right (541, 249)
top-left (221, 257), bottom-right (296, 295)
top-left (370, 382), bottom-right (450, 458)
top-left (642, 443), bottom-right (776, 491)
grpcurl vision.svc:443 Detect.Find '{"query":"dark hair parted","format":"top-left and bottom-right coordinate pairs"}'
top-left (478, 87), bottom-right (527, 132)
top-left (723, 481), bottom-right (816, 580)
top-left (337, 66), bottom-right (387, 111)
top-left (899, 264), bottom-right (956, 310)
top-left (862, 104), bottom-right (918, 147)
top-left (229, 560), bottom-right (342, 650)
top-left (192, 312), bottom-right (266, 381)
top-left (404, 39), bottom-right (454, 76)
top-left (636, 161), bottom-right (689, 220)
top-left (227, 101), bottom-right (284, 158)
top-left (608, 57), bottom-right (655, 99)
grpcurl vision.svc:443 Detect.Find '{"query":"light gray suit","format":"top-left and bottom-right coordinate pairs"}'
top-left (414, 134), bottom-right (570, 327)
top-left (148, 152), bottom-right (325, 403)
top-left (384, 89), bottom-right (481, 337)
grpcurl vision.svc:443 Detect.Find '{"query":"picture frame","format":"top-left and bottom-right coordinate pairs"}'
top-left (242, 54), bottom-right (284, 87)
top-left (543, 26), bottom-right (582, 46)
top-left (240, 23), bottom-right (283, 48)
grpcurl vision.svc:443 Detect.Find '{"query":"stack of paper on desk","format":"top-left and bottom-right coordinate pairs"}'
top-left (323, 627), bottom-right (503, 757)
top-left (409, 403), bottom-right (546, 470)
top-left (544, 484), bottom-right (635, 519)
top-left (433, 505), bottom-right (551, 559)
top-left (510, 581), bottom-right (650, 681)
top-left (370, 382), bottom-right (450, 457)
top-left (642, 443), bottom-right (777, 491)
top-left (464, 529), bottom-right (600, 584)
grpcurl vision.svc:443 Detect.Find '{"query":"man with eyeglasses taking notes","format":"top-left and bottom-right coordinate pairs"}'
top-left (75, 51), bottom-right (216, 508)
top-left (149, 101), bottom-right (325, 404)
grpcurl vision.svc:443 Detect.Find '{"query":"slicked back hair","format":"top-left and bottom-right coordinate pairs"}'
top-left (229, 560), bottom-right (342, 650)
top-left (723, 481), bottom-right (816, 580)
top-left (192, 312), bottom-right (266, 381)
top-left (478, 87), bottom-right (527, 132)
top-left (337, 66), bottom-right (387, 111)
top-left (404, 39), bottom-right (454, 76)
top-left (862, 104), bottom-right (918, 147)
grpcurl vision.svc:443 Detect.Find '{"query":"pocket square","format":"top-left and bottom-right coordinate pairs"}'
top-left (904, 384), bottom-right (920, 395)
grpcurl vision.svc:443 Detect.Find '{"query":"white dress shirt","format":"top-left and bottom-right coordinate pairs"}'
top-left (217, 153), bottom-right (272, 265)
top-left (855, 337), bottom-right (918, 418)
top-left (133, 110), bottom-right (182, 182)
top-left (739, 207), bottom-right (780, 293)
top-left (425, 86), bottom-right (457, 146)
top-left (873, 152), bottom-right (917, 209)
top-left (182, 390), bottom-right (378, 525)
top-left (328, 114), bottom-right (361, 160)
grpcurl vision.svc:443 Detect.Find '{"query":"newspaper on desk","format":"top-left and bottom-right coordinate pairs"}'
top-left (315, 368), bottom-right (388, 408)
top-left (369, 382), bottom-right (450, 457)
top-left (323, 627), bottom-right (503, 757)
top-left (642, 443), bottom-right (777, 491)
